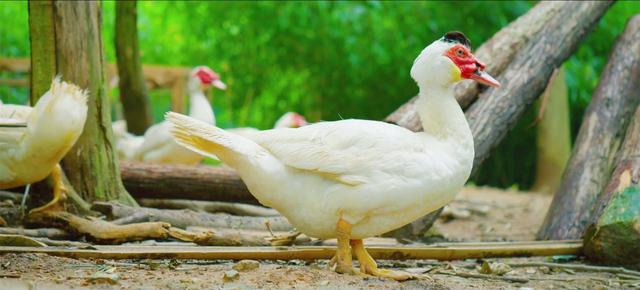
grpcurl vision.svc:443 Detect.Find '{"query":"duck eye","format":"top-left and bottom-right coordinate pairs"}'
top-left (456, 48), bottom-right (464, 57)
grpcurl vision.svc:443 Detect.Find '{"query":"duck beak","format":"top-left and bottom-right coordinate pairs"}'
top-left (470, 69), bottom-right (500, 87)
top-left (212, 79), bottom-right (227, 90)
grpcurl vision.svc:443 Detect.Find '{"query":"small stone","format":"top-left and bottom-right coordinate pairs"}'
top-left (86, 272), bottom-right (119, 285)
top-left (479, 261), bottom-right (512, 276)
top-left (538, 266), bottom-right (550, 274)
top-left (223, 270), bottom-right (240, 282)
top-left (233, 260), bottom-right (260, 272)
top-left (318, 280), bottom-right (330, 286)
top-left (525, 268), bottom-right (536, 274)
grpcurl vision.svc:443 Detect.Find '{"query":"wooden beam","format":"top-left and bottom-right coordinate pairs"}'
top-left (0, 240), bottom-right (582, 261)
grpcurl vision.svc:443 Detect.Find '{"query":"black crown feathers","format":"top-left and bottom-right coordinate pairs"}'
top-left (442, 31), bottom-right (471, 49)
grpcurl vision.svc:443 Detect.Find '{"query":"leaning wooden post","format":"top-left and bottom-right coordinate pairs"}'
top-left (28, 1), bottom-right (137, 206)
top-left (115, 0), bottom-right (153, 134)
top-left (584, 104), bottom-right (640, 270)
top-left (538, 15), bottom-right (640, 240)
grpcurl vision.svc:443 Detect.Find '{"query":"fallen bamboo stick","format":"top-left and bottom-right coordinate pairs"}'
top-left (0, 240), bottom-right (582, 261)
top-left (434, 271), bottom-right (529, 283)
top-left (507, 262), bottom-right (640, 277)
top-left (137, 198), bottom-right (279, 217)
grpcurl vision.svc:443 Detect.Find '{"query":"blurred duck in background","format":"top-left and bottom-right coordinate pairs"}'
top-left (114, 66), bottom-right (225, 164)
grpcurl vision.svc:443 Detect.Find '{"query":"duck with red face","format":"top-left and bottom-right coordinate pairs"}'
top-left (166, 32), bottom-right (499, 281)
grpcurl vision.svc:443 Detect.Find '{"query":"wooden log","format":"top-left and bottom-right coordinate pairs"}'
top-left (120, 161), bottom-right (258, 204)
top-left (584, 105), bottom-right (640, 268)
top-left (0, 240), bottom-right (583, 261)
top-left (115, 1), bottom-right (153, 134)
top-left (539, 15), bottom-right (640, 240)
top-left (92, 202), bottom-right (293, 232)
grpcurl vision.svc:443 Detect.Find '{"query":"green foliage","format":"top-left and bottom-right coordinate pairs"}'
top-left (1, 1), bottom-right (639, 189)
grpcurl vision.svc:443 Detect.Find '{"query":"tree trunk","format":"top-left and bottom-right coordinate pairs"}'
top-left (120, 161), bottom-right (258, 204)
top-left (115, 0), bottom-right (152, 134)
top-left (531, 67), bottom-right (571, 194)
top-left (538, 15), bottom-right (640, 240)
top-left (584, 102), bottom-right (640, 270)
top-left (385, 1), bottom-right (612, 239)
top-left (28, 1), bottom-right (137, 206)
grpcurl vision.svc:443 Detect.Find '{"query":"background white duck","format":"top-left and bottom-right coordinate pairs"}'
top-left (126, 66), bottom-right (225, 164)
top-left (112, 120), bottom-right (144, 160)
top-left (0, 78), bottom-right (88, 213)
top-left (228, 111), bottom-right (308, 136)
top-left (166, 32), bottom-right (499, 280)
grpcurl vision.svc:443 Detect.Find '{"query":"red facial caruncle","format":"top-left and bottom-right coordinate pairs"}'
top-left (444, 44), bottom-right (500, 87)
top-left (292, 113), bottom-right (308, 127)
top-left (194, 67), bottom-right (227, 90)
top-left (194, 67), bottom-right (218, 85)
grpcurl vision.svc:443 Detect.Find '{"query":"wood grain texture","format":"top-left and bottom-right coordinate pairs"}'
top-left (539, 15), bottom-right (640, 240)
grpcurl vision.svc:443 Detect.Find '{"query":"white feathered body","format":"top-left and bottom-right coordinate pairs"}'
top-left (167, 38), bottom-right (477, 239)
top-left (0, 78), bottom-right (87, 188)
top-left (168, 92), bottom-right (473, 239)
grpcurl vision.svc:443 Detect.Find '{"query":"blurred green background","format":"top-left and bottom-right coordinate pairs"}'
top-left (0, 1), bottom-right (638, 190)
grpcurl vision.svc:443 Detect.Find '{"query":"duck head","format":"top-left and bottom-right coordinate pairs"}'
top-left (274, 112), bottom-right (308, 128)
top-left (188, 66), bottom-right (227, 92)
top-left (411, 31), bottom-right (500, 89)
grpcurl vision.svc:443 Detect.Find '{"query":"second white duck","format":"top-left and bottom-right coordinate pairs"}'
top-left (129, 66), bottom-right (225, 164)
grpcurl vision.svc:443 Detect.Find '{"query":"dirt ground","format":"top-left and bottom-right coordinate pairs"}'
top-left (1, 187), bottom-right (638, 290)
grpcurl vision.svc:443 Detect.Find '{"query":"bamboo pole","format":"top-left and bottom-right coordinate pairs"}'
top-left (0, 240), bottom-right (582, 261)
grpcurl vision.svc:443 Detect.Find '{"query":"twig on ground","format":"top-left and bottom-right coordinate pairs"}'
top-left (0, 190), bottom-right (22, 203)
top-left (0, 227), bottom-right (69, 239)
top-left (434, 270), bottom-right (529, 283)
top-left (508, 262), bottom-right (640, 278)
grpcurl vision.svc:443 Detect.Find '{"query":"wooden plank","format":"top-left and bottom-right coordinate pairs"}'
top-left (0, 240), bottom-right (582, 261)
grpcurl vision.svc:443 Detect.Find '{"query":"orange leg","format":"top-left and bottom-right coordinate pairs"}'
top-left (351, 239), bottom-right (415, 281)
top-left (29, 164), bottom-right (66, 214)
top-left (328, 219), bottom-right (357, 275)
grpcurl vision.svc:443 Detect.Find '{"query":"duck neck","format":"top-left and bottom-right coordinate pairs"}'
top-left (416, 84), bottom-right (472, 147)
top-left (187, 83), bottom-right (215, 125)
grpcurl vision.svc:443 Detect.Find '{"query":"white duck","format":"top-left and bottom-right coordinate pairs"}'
top-left (228, 111), bottom-right (308, 136)
top-left (0, 78), bottom-right (88, 213)
top-left (166, 32), bottom-right (499, 280)
top-left (112, 120), bottom-right (144, 160)
top-left (129, 66), bottom-right (225, 164)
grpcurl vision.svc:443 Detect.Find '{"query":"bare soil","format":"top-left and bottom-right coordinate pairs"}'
top-left (1, 187), bottom-right (637, 290)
